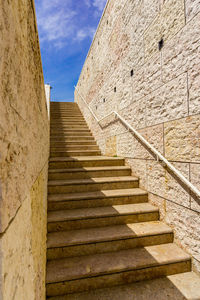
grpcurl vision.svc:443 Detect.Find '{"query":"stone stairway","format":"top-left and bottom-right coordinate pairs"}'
top-left (46, 102), bottom-right (200, 299)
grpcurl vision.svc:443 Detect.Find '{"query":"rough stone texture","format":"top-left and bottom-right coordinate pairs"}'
top-left (105, 136), bottom-right (117, 156)
top-left (162, 12), bottom-right (200, 83)
top-left (75, 0), bottom-right (200, 273)
top-left (146, 73), bottom-right (188, 127)
top-left (190, 163), bottom-right (200, 212)
top-left (185, 0), bottom-right (200, 22)
top-left (144, 0), bottom-right (185, 61)
top-left (0, 0), bottom-right (49, 232)
top-left (164, 115), bottom-right (200, 163)
top-left (0, 165), bottom-right (48, 300)
top-left (166, 201), bottom-right (200, 272)
top-left (0, 0), bottom-right (49, 299)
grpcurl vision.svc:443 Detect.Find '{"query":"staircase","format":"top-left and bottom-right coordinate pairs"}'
top-left (46, 102), bottom-right (200, 299)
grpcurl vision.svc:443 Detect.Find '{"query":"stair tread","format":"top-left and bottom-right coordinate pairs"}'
top-left (48, 176), bottom-right (138, 186)
top-left (49, 156), bottom-right (124, 162)
top-left (46, 243), bottom-right (190, 283)
top-left (47, 203), bottom-right (158, 223)
top-left (48, 188), bottom-right (147, 202)
top-left (48, 166), bottom-right (131, 173)
top-left (47, 221), bottom-right (172, 248)
top-left (47, 272), bottom-right (200, 300)
top-left (50, 150), bottom-right (100, 153)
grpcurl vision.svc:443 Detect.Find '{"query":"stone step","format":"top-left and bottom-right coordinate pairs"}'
top-left (50, 145), bottom-right (99, 151)
top-left (47, 203), bottom-right (159, 232)
top-left (48, 176), bottom-right (139, 194)
top-left (50, 150), bottom-right (101, 157)
top-left (49, 156), bottom-right (125, 169)
top-left (46, 243), bottom-right (191, 296)
top-left (50, 129), bottom-right (91, 134)
top-left (48, 166), bottom-right (131, 180)
top-left (51, 128), bottom-right (90, 131)
top-left (51, 114), bottom-right (83, 118)
top-left (50, 133), bottom-right (92, 138)
top-left (50, 125), bottom-right (89, 129)
top-left (51, 117), bottom-right (85, 121)
top-left (47, 272), bottom-right (200, 300)
top-left (47, 221), bottom-right (173, 260)
top-left (50, 136), bottom-right (95, 142)
top-left (48, 188), bottom-right (148, 210)
top-left (50, 141), bottom-right (97, 146)
top-left (50, 122), bottom-right (87, 127)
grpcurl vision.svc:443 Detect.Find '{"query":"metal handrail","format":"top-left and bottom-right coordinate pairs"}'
top-left (74, 85), bottom-right (200, 198)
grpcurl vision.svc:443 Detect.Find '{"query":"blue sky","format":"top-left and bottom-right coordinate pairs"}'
top-left (34, 0), bottom-right (107, 102)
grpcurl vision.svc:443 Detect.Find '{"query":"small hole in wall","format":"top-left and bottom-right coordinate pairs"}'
top-left (114, 87), bottom-right (116, 93)
top-left (103, 98), bottom-right (106, 103)
top-left (131, 70), bottom-right (134, 77)
top-left (96, 105), bottom-right (98, 110)
top-left (107, 20), bottom-right (109, 25)
top-left (158, 38), bottom-right (164, 51)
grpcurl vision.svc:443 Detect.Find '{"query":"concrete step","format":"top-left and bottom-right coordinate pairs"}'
top-left (50, 145), bottom-right (99, 151)
top-left (47, 221), bottom-right (173, 260)
top-left (48, 188), bottom-right (148, 210)
top-left (49, 156), bottom-right (125, 169)
top-left (46, 243), bottom-right (191, 296)
top-left (47, 203), bottom-right (159, 232)
top-left (47, 272), bottom-right (200, 300)
top-left (48, 176), bottom-right (139, 194)
top-left (48, 166), bottom-right (131, 180)
top-left (50, 150), bottom-right (101, 157)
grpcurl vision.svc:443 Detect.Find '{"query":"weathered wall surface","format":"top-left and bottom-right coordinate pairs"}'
top-left (75, 0), bottom-right (200, 272)
top-left (0, 0), bottom-right (49, 299)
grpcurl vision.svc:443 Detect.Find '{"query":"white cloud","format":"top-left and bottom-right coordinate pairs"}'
top-left (84, 0), bottom-right (91, 8)
top-left (35, 0), bottom-right (106, 49)
top-left (75, 27), bottom-right (95, 42)
top-left (93, 0), bottom-right (107, 11)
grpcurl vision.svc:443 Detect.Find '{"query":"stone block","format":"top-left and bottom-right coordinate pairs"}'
top-left (165, 200), bottom-right (200, 272)
top-left (164, 115), bottom-right (200, 162)
top-left (105, 136), bottom-right (117, 156)
top-left (188, 64), bottom-right (200, 115)
top-left (120, 97), bottom-right (146, 130)
top-left (0, 164), bottom-right (47, 300)
top-left (125, 158), bottom-right (148, 190)
top-left (190, 163), bottom-right (200, 212)
top-left (144, 0), bottom-right (185, 61)
top-left (162, 12), bottom-right (200, 82)
top-left (143, 52), bottom-right (162, 96)
top-left (147, 161), bottom-right (190, 207)
top-left (146, 73), bottom-right (188, 127)
top-left (185, 0), bottom-right (200, 22)
top-left (148, 192), bottom-right (166, 220)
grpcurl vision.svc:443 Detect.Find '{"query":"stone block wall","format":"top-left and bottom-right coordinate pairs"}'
top-left (75, 0), bottom-right (200, 273)
top-left (0, 0), bottom-right (49, 299)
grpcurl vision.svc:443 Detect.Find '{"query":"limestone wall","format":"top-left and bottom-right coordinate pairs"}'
top-left (75, 0), bottom-right (200, 273)
top-left (0, 0), bottom-right (49, 299)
